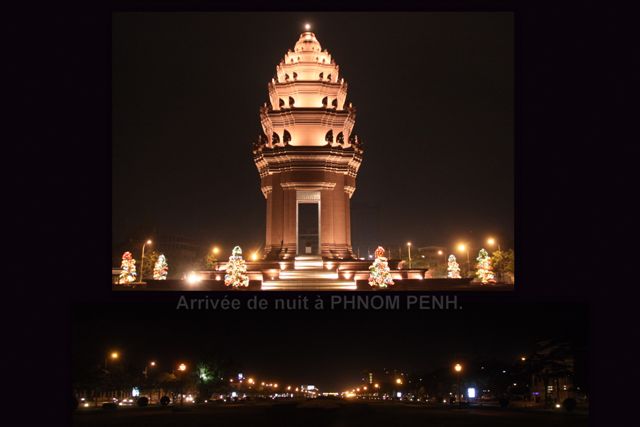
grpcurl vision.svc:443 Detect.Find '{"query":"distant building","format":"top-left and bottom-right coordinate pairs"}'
top-left (529, 340), bottom-right (578, 404)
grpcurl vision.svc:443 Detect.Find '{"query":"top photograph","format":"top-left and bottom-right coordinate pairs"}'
top-left (112, 12), bottom-right (514, 292)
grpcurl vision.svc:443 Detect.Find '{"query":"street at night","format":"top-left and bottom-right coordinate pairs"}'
top-left (74, 399), bottom-right (586, 427)
top-left (72, 302), bottom-right (588, 425)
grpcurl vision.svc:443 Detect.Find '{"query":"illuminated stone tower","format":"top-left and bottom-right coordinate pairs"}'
top-left (253, 29), bottom-right (363, 260)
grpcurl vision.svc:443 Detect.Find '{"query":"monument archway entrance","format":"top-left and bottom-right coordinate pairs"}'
top-left (296, 190), bottom-right (320, 255)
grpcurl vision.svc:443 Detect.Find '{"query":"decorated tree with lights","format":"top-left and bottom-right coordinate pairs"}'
top-left (118, 251), bottom-right (137, 284)
top-left (475, 248), bottom-right (496, 284)
top-left (224, 246), bottom-right (249, 288)
top-left (368, 246), bottom-right (395, 288)
top-left (447, 254), bottom-right (461, 279)
top-left (153, 254), bottom-right (169, 280)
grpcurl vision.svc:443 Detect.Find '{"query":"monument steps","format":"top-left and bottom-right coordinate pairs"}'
top-left (262, 279), bottom-right (356, 291)
top-left (262, 255), bottom-right (355, 290)
top-left (279, 270), bottom-right (339, 280)
top-left (293, 256), bottom-right (324, 270)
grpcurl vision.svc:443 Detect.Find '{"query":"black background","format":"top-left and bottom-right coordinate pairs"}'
top-left (8, 1), bottom-right (633, 426)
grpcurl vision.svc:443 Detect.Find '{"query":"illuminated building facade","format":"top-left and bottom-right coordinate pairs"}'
top-left (253, 30), bottom-right (363, 260)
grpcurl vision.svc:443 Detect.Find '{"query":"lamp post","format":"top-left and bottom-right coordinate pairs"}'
top-left (139, 239), bottom-right (152, 283)
top-left (102, 351), bottom-right (120, 405)
top-left (143, 361), bottom-right (156, 379)
top-left (177, 363), bottom-right (187, 405)
top-left (407, 242), bottom-right (412, 269)
top-left (487, 237), bottom-right (501, 252)
top-left (105, 351), bottom-right (119, 371)
top-left (211, 246), bottom-right (221, 270)
top-left (454, 363), bottom-right (462, 407)
top-left (457, 244), bottom-right (470, 277)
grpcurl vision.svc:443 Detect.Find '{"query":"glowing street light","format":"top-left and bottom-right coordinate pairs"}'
top-left (437, 250), bottom-right (443, 256)
top-left (105, 351), bottom-right (120, 370)
top-left (251, 252), bottom-right (259, 261)
top-left (374, 383), bottom-right (380, 389)
top-left (144, 361), bottom-right (156, 379)
top-left (406, 242), bottom-right (412, 268)
top-left (487, 237), bottom-right (501, 251)
top-left (457, 243), bottom-right (470, 277)
top-left (212, 246), bottom-right (220, 256)
top-left (186, 272), bottom-right (201, 285)
top-left (139, 239), bottom-right (152, 283)
top-left (453, 363), bottom-right (463, 407)
top-left (305, 23), bottom-right (311, 31)
top-left (520, 356), bottom-right (527, 362)
top-left (178, 363), bottom-right (187, 372)
top-left (395, 378), bottom-right (403, 385)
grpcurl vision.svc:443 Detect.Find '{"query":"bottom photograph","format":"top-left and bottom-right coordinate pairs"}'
top-left (72, 302), bottom-right (588, 427)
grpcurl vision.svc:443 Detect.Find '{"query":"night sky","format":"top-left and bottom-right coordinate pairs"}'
top-left (72, 302), bottom-right (584, 391)
top-left (112, 12), bottom-right (514, 255)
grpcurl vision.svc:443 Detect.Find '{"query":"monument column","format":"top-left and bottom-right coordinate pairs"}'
top-left (320, 188), bottom-right (334, 257)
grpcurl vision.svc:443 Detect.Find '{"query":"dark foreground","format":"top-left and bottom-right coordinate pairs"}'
top-left (74, 400), bottom-right (587, 427)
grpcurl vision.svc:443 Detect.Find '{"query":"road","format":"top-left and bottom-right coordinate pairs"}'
top-left (74, 400), bottom-right (587, 427)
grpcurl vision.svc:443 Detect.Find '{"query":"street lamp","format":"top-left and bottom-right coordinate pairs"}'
top-left (139, 239), bottom-right (152, 283)
top-left (143, 361), bottom-right (156, 379)
top-left (105, 351), bottom-right (119, 370)
top-left (251, 252), bottom-right (259, 261)
top-left (176, 363), bottom-right (187, 405)
top-left (457, 243), bottom-right (470, 277)
top-left (453, 363), bottom-right (463, 407)
top-left (487, 237), bottom-right (501, 252)
top-left (406, 242), bottom-right (412, 269)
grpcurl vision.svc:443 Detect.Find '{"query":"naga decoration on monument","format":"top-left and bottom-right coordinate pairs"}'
top-left (253, 29), bottom-right (363, 260)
